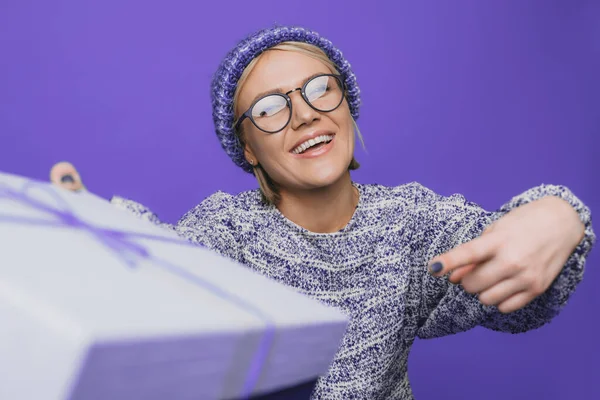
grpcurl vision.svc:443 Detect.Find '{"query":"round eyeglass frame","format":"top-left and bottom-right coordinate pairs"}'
top-left (234, 73), bottom-right (346, 134)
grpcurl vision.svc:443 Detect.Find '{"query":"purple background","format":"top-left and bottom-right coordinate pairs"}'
top-left (1, 1), bottom-right (598, 398)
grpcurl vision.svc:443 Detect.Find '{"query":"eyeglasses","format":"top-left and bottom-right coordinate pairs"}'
top-left (234, 74), bottom-right (346, 134)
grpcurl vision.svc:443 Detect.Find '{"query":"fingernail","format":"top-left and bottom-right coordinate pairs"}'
top-left (60, 174), bottom-right (75, 184)
top-left (429, 262), bottom-right (443, 274)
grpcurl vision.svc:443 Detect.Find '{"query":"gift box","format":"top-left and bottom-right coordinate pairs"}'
top-left (0, 171), bottom-right (348, 400)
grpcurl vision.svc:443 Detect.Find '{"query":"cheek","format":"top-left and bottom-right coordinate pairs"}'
top-left (247, 130), bottom-right (286, 167)
top-left (330, 113), bottom-right (355, 149)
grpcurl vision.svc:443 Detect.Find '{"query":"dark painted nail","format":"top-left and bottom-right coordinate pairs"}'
top-left (60, 174), bottom-right (75, 184)
top-left (430, 262), bottom-right (443, 274)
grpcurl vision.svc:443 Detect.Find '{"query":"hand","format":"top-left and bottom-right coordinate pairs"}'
top-left (50, 162), bottom-right (86, 192)
top-left (428, 196), bottom-right (585, 313)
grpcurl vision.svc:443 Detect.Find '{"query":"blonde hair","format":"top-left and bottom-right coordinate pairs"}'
top-left (233, 42), bottom-right (364, 205)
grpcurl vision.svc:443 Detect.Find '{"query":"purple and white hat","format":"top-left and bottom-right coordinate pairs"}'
top-left (210, 26), bottom-right (361, 173)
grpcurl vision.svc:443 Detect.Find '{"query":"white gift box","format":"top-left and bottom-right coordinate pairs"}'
top-left (0, 171), bottom-right (348, 400)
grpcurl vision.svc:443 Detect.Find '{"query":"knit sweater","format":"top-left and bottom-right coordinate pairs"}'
top-left (111, 182), bottom-right (595, 400)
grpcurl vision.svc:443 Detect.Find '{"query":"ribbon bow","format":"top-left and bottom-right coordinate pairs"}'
top-left (0, 180), bottom-right (274, 399)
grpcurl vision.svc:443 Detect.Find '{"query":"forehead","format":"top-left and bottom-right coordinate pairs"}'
top-left (243, 50), bottom-right (333, 96)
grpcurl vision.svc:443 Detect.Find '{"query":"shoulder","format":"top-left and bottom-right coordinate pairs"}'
top-left (373, 182), bottom-right (481, 209)
top-left (358, 181), bottom-right (486, 225)
top-left (173, 189), bottom-right (266, 258)
top-left (358, 181), bottom-right (442, 209)
top-left (177, 189), bottom-right (265, 228)
top-left (110, 195), bottom-right (167, 226)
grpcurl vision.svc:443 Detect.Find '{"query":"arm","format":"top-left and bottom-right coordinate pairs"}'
top-left (111, 191), bottom-right (243, 263)
top-left (415, 184), bottom-right (595, 339)
top-left (48, 161), bottom-right (243, 261)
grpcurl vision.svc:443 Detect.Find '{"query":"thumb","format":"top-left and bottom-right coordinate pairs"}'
top-left (50, 162), bottom-right (86, 192)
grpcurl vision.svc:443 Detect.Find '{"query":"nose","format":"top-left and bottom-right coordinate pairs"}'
top-left (287, 89), bottom-right (320, 130)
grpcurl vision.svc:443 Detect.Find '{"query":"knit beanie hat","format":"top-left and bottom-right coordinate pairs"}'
top-left (210, 26), bottom-right (361, 173)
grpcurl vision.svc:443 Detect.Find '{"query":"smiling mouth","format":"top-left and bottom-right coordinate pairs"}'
top-left (291, 134), bottom-right (335, 154)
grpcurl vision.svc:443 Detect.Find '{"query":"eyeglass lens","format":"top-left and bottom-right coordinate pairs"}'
top-left (250, 75), bottom-right (343, 133)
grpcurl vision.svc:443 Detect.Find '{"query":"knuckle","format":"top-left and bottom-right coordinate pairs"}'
top-left (520, 273), bottom-right (544, 295)
top-left (460, 278), bottom-right (476, 294)
top-left (488, 230), bottom-right (506, 248)
top-left (478, 293), bottom-right (494, 306)
top-left (522, 272), bottom-right (537, 287)
top-left (500, 252), bottom-right (527, 273)
top-left (530, 280), bottom-right (545, 296)
top-left (499, 303), bottom-right (517, 314)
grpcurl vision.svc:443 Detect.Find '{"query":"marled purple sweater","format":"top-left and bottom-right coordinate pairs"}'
top-left (112, 182), bottom-right (595, 399)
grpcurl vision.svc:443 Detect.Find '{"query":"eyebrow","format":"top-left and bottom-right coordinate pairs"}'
top-left (248, 72), bottom-right (326, 105)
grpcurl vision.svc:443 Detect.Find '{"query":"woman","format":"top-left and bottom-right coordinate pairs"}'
top-left (51, 26), bottom-right (595, 399)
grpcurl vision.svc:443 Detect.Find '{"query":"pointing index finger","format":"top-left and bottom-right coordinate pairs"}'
top-left (428, 233), bottom-right (498, 276)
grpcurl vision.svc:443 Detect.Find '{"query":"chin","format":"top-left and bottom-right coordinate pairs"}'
top-left (301, 164), bottom-right (350, 189)
top-left (269, 155), bottom-right (353, 191)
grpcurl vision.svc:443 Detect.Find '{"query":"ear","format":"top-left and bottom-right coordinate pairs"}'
top-left (243, 141), bottom-right (258, 167)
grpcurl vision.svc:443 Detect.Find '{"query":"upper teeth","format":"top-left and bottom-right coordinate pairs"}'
top-left (292, 135), bottom-right (334, 154)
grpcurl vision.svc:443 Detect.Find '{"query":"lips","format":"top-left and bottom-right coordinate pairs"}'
top-left (289, 131), bottom-right (336, 154)
top-left (290, 136), bottom-right (335, 159)
top-left (291, 134), bottom-right (335, 154)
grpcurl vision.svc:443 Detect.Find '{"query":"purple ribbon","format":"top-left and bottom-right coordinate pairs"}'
top-left (0, 181), bottom-right (275, 400)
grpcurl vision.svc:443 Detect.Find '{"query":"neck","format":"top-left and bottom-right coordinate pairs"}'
top-left (276, 173), bottom-right (358, 233)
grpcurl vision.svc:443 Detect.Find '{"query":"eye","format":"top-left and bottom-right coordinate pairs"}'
top-left (252, 95), bottom-right (287, 118)
top-left (305, 76), bottom-right (332, 102)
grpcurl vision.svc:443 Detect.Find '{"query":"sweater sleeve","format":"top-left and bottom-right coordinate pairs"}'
top-left (110, 191), bottom-right (243, 262)
top-left (414, 184), bottom-right (595, 339)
